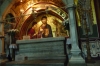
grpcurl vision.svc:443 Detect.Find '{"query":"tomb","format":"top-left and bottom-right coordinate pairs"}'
top-left (6, 37), bottom-right (68, 66)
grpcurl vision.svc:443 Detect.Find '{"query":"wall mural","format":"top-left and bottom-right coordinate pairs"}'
top-left (26, 14), bottom-right (69, 39)
top-left (16, 3), bottom-right (68, 32)
top-left (15, 4), bottom-right (69, 39)
top-left (2, 2), bottom-right (69, 40)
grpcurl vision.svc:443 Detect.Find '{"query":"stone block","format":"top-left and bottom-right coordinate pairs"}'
top-left (15, 54), bottom-right (27, 61)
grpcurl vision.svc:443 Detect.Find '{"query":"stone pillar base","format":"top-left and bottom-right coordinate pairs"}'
top-left (87, 63), bottom-right (95, 66)
top-left (0, 53), bottom-right (7, 63)
top-left (68, 54), bottom-right (86, 66)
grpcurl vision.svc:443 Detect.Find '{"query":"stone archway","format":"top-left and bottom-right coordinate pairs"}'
top-left (1, 0), bottom-right (69, 40)
top-left (16, 4), bottom-right (69, 39)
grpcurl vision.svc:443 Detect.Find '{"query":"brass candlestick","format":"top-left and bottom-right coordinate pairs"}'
top-left (84, 16), bottom-right (91, 61)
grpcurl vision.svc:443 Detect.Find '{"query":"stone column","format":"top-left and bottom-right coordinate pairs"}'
top-left (0, 18), bottom-right (6, 63)
top-left (0, 0), bottom-right (12, 63)
top-left (0, 0), bottom-right (14, 63)
top-left (0, 3), bottom-right (4, 63)
top-left (62, 0), bottom-right (86, 66)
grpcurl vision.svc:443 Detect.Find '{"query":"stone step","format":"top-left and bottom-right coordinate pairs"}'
top-left (19, 42), bottom-right (64, 49)
top-left (6, 59), bottom-right (66, 66)
top-left (18, 42), bottom-right (65, 54)
top-left (16, 53), bottom-right (66, 60)
top-left (14, 37), bottom-right (67, 66)
top-left (19, 41), bottom-right (64, 48)
top-left (19, 45), bottom-right (64, 50)
top-left (19, 48), bottom-right (64, 54)
top-left (17, 39), bottom-right (66, 60)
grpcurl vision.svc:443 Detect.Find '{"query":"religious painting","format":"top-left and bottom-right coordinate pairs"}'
top-left (27, 14), bottom-right (69, 39)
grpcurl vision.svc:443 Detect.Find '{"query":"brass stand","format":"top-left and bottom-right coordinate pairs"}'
top-left (84, 17), bottom-right (95, 63)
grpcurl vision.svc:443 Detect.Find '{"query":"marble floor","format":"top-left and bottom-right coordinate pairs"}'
top-left (87, 60), bottom-right (100, 66)
top-left (0, 60), bottom-right (100, 66)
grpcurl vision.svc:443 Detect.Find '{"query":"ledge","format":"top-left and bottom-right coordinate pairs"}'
top-left (6, 59), bottom-right (65, 64)
top-left (0, 35), bottom-right (4, 38)
top-left (16, 37), bottom-right (65, 44)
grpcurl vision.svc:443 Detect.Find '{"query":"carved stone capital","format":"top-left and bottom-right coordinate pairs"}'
top-left (67, 4), bottom-right (76, 9)
top-left (62, 0), bottom-right (76, 9)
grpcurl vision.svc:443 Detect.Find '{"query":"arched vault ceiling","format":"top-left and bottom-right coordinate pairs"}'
top-left (14, 0), bottom-right (65, 7)
top-left (3, 0), bottom-right (68, 32)
top-left (33, 0), bottom-right (65, 6)
top-left (8, 0), bottom-right (67, 24)
top-left (11, 0), bottom-right (66, 16)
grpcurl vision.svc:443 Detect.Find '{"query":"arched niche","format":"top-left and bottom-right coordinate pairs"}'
top-left (4, 13), bottom-right (16, 33)
top-left (17, 9), bottom-right (69, 39)
top-left (1, 2), bottom-right (68, 39)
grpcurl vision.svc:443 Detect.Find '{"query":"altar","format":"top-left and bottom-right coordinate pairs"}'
top-left (6, 37), bottom-right (68, 66)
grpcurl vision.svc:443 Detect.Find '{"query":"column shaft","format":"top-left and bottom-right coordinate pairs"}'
top-left (63, 0), bottom-right (86, 66)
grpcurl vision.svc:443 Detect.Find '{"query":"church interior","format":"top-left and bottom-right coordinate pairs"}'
top-left (0, 0), bottom-right (100, 66)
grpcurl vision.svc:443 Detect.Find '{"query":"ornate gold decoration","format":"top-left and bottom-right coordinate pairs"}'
top-left (77, 0), bottom-right (93, 35)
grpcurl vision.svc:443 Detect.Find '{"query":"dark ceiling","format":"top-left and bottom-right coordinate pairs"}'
top-left (0, 0), bottom-right (5, 6)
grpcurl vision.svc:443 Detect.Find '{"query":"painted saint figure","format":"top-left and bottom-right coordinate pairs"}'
top-left (38, 16), bottom-right (53, 38)
top-left (28, 16), bottom-right (53, 39)
top-left (28, 22), bottom-right (37, 39)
